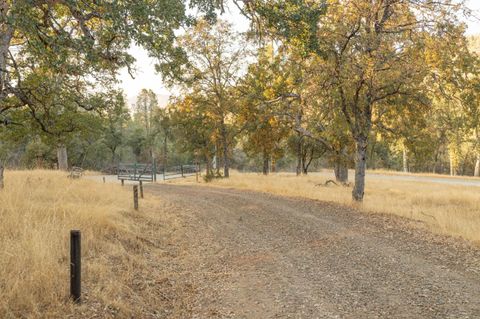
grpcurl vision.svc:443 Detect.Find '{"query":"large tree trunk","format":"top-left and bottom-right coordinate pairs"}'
top-left (402, 146), bottom-right (408, 173)
top-left (334, 145), bottom-right (349, 183)
top-left (262, 152), bottom-right (269, 175)
top-left (474, 155), bottom-right (480, 177)
top-left (220, 120), bottom-right (229, 178)
top-left (0, 7), bottom-right (13, 101)
top-left (110, 146), bottom-right (117, 166)
top-left (369, 137), bottom-right (377, 170)
top-left (334, 161), bottom-right (348, 184)
top-left (163, 136), bottom-right (168, 168)
top-left (449, 154), bottom-right (456, 176)
top-left (296, 135), bottom-right (303, 176)
top-left (0, 164), bottom-right (4, 189)
top-left (352, 137), bottom-right (368, 202)
top-left (432, 150), bottom-right (439, 174)
top-left (448, 138), bottom-right (460, 176)
top-left (222, 145), bottom-right (229, 177)
top-left (57, 144), bottom-right (69, 171)
top-left (302, 149), bottom-right (314, 175)
top-left (205, 152), bottom-right (213, 179)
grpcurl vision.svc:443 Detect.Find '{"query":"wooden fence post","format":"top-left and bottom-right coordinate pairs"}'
top-left (103, 176), bottom-right (105, 183)
top-left (139, 181), bottom-right (144, 199)
top-left (133, 185), bottom-right (139, 210)
top-left (181, 165), bottom-right (184, 177)
top-left (121, 179), bottom-right (124, 186)
top-left (70, 230), bottom-right (81, 303)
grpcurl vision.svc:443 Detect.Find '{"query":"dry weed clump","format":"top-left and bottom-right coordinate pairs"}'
top-left (179, 171), bottom-right (480, 243)
top-left (0, 170), bottom-right (145, 317)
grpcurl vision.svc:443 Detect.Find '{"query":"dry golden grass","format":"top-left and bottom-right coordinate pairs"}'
top-left (365, 168), bottom-right (480, 180)
top-left (0, 170), bottom-right (164, 318)
top-left (178, 171), bottom-right (480, 243)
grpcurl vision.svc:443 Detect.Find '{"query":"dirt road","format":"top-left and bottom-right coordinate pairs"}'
top-left (145, 184), bottom-right (480, 318)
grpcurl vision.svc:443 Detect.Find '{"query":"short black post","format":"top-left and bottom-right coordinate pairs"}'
top-left (103, 176), bottom-right (106, 183)
top-left (163, 167), bottom-right (166, 181)
top-left (70, 230), bottom-right (81, 303)
top-left (181, 165), bottom-right (184, 177)
top-left (133, 185), bottom-right (139, 210)
top-left (139, 180), bottom-right (144, 199)
top-left (121, 179), bottom-right (124, 186)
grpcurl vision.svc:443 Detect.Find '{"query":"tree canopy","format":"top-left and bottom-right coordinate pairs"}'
top-left (1, 0), bottom-right (479, 203)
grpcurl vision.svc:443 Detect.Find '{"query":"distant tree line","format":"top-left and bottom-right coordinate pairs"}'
top-left (1, 0), bottom-right (479, 202)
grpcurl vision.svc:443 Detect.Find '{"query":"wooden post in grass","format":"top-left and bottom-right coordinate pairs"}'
top-left (133, 185), bottom-right (139, 210)
top-left (139, 181), bottom-right (144, 199)
top-left (70, 230), bottom-right (81, 303)
top-left (121, 179), bottom-right (124, 186)
top-left (181, 165), bottom-right (184, 177)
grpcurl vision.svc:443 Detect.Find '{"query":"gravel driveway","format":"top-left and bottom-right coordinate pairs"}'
top-left (145, 184), bottom-right (480, 318)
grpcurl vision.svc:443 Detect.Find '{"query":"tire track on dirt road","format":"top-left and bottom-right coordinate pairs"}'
top-left (147, 184), bottom-right (480, 319)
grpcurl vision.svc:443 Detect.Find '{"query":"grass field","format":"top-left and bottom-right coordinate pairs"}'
top-left (178, 171), bottom-right (480, 243)
top-left (0, 170), bottom-right (168, 318)
top-left (366, 168), bottom-right (480, 180)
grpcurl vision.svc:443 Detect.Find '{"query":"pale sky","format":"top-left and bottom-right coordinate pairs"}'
top-left (118, 1), bottom-right (480, 107)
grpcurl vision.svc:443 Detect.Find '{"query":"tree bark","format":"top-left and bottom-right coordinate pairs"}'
top-left (449, 154), bottom-right (456, 176)
top-left (352, 137), bottom-right (368, 202)
top-left (432, 150), bottom-right (439, 174)
top-left (205, 153), bottom-right (212, 178)
top-left (334, 161), bottom-right (348, 183)
top-left (333, 145), bottom-right (349, 183)
top-left (262, 152), bottom-right (269, 175)
top-left (302, 148), bottom-right (315, 175)
top-left (110, 146), bottom-right (117, 166)
top-left (57, 144), bottom-right (69, 171)
top-left (402, 146), bottom-right (408, 173)
top-left (163, 135), bottom-right (168, 169)
top-left (0, 8), bottom-right (13, 101)
top-left (296, 135), bottom-right (303, 176)
top-left (205, 151), bottom-right (213, 181)
top-left (474, 155), bottom-right (480, 177)
top-left (219, 118), bottom-right (229, 178)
